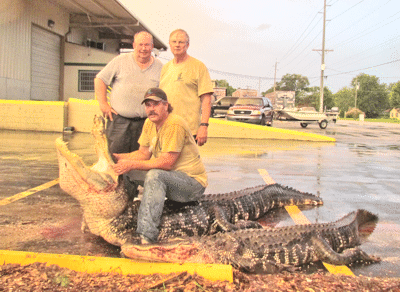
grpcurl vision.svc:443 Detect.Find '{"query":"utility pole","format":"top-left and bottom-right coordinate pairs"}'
top-left (273, 61), bottom-right (278, 93)
top-left (312, 0), bottom-right (333, 112)
top-left (354, 77), bottom-right (359, 109)
top-left (319, 0), bottom-right (327, 113)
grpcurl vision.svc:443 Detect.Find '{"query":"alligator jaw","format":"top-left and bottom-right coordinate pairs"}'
top-left (121, 239), bottom-right (211, 264)
top-left (55, 115), bottom-right (118, 195)
top-left (55, 137), bottom-right (117, 193)
top-left (55, 115), bottom-right (129, 245)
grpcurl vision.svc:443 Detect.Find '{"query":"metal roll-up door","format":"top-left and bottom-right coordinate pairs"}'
top-left (31, 25), bottom-right (61, 101)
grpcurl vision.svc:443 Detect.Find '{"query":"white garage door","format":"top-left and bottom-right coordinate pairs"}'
top-left (31, 25), bottom-right (61, 101)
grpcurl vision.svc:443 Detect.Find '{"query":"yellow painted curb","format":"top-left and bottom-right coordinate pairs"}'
top-left (0, 250), bottom-right (233, 282)
top-left (258, 169), bottom-right (354, 276)
top-left (209, 118), bottom-right (336, 142)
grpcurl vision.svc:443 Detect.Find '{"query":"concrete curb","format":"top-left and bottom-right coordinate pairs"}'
top-left (0, 250), bottom-right (233, 282)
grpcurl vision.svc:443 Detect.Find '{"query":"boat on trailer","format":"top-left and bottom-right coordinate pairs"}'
top-left (275, 107), bottom-right (332, 129)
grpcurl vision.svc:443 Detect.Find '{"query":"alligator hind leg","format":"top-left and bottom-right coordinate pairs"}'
top-left (311, 234), bottom-right (381, 266)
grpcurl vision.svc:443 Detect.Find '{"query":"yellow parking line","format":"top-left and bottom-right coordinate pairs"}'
top-left (257, 169), bottom-right (354, 276)
top-left (0, 178), bottom-right (59, 206)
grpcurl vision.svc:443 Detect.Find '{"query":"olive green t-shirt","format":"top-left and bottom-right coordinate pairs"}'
top-left (138, 113), bottom-right (207, 187)
top-left (160, 56), bottom-right (214, 135)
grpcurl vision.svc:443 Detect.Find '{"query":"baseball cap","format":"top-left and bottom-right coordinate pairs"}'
top-left (142, 88), bottom-right (168, 104)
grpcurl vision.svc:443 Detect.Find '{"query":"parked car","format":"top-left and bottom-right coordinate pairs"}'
top-left (211, 96), bottom-right (239, 117)
top-left (226, 96), bottom-right (274, 126)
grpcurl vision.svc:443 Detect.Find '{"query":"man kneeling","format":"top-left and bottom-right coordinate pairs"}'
top-left (112, 88), bottom-right (207, 244)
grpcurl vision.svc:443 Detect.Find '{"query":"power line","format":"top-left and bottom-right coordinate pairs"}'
top-left (326, 58), bottom-right (400, 77)
top-left (278, 12), bottom-right (321, 63)
top-left (329, 0), bottom-right (366, 21)
top-left (328, 34), bottom-right (399, 68)
top-left (333, 10), bottom-right (400, 49)
top-left (327, 0), bottom-right (393, 42)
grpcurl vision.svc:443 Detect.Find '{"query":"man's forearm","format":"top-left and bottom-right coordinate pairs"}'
top-left (94, 78), bottom-right (108, 105)
top-left (200, 93), bottom-right (212, 123)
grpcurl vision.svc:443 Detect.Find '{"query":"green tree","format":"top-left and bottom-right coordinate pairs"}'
top-left (275, 74), bottom-right (310, 98)
top-left (389, 81), bottom-right (400, 108)
top-left (351, 73), bottom-right (389, 118)
top-left (333, 87), bottom-right (354, 117)
top-left (298, 86), bottom-right (334, 110)
top-left (262, 87), bottom-right (274, 96)
top-left (215, 79), bottom-right (236, 96)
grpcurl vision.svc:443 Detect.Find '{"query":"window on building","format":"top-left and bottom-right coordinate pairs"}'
top-left (78, 70), bottom-right (100, 92)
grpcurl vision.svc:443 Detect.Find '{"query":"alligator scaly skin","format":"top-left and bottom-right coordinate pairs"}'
top-left (121, 209), bottom-right (380, 273)
top-left (109, 183), bottom-right (323, 244)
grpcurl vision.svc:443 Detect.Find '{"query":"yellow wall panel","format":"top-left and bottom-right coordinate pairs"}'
top-left (0, 100), bottom-right (65, 132)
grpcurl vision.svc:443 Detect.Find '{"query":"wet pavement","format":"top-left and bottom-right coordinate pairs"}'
top-left (0, 119), bottom-right (399, 278)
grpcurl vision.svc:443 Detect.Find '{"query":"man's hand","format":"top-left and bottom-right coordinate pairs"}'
top-left (196, 126), bottom-right (208, 146)
top-left (95, 78), bottom-right (117, 121)
top-left (197, 93), bottom-right (212, 146)
top-left (112, 159), bottom-right (135, 175)
top-left (99, 102), bottom-right (117, 121)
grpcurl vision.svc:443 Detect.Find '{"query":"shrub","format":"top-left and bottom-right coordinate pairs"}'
top-left (345, 108), bottom-right (365, 119)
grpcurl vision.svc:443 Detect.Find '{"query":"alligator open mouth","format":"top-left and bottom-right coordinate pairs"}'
top-left (55, 115), bottom-right (130, 246)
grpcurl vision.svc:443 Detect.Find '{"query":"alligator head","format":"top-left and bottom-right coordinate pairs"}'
top-left (55, 115), bottom-right (130, 245)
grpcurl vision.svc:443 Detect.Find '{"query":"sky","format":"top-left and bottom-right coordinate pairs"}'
top-left (119, 0), bottom-right (400, 94)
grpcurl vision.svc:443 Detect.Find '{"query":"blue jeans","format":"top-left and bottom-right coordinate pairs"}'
top-left (136, 169), bottom-right (206, 242)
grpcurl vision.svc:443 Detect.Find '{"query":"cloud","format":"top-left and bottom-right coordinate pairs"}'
top-left (256, 23), bottom-right (271, 31)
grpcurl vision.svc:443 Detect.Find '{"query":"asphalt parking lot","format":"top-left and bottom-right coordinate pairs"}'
top-left (0, 119), bottom-right (399, 277)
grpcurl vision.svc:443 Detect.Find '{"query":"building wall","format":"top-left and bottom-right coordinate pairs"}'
top-left (0, 0), bottom-right (69, 100)
top-left (265, 91), bottom-right (295, 109)
top-left (64, 42), bottom-right (117, 101)
top-left (232, 89), bottom-right (258, 98)
top-left (212, 87), bottom-right (226, 102)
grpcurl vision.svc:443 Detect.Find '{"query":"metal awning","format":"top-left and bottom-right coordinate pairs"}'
top-left (55, 0), bottom-right (167, 50)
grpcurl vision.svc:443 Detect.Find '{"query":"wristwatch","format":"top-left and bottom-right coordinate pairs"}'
top-left (200, 123), bottom-right (209, 127)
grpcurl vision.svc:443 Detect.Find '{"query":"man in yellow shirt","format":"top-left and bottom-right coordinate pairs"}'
top-left (112, 88), bottom-right (207, 243)
top-left (160, 29), bottom-right (214, 146)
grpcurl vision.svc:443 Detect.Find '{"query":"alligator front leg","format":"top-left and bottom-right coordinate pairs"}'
top-left (311, 234), bottom-right (381, 265)
top-left (210, 205), bottom-right (263, 233)
top-left (230, 256), bottom-right (296, 274)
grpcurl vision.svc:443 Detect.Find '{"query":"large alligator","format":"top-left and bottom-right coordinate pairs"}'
top-left (121, 209), bottom-right (380, 273)
top-left (55, 115), bottom-right (322, 246)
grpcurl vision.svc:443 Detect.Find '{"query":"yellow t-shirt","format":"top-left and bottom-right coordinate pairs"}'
top-left (138, 113), bottom-right (208, 187)
top-left (160, 56), bottom-right (214, 135)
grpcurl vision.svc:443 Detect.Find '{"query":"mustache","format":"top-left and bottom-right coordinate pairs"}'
top-left (148, 111), bottom-right (157, 116)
